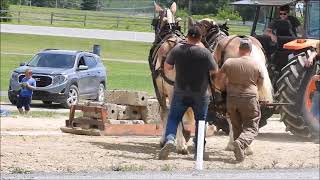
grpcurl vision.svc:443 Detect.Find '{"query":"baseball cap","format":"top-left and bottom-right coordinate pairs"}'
top-left (187, 26), bottom-right (202, 39)
top-left (239, 38), bottom-right (252, 51)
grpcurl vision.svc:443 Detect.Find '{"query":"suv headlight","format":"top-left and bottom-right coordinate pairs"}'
top-left (52, 75), bottom-right (67, 85)
top-left (11, 72), bottom-right (19, 81)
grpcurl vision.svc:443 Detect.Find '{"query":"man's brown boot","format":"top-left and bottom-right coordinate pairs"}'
top-left (233, 140), bottom-right (245, 162)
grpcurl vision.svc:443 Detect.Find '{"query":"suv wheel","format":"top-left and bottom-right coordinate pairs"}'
top-left (61, 85), bottom-right (79, 108)
top-left (42, 100), bottom-right (52, 105)
top-left (8, 93), bottom-right (18, 105)
top-left (96, 83), bottom-right (105, 102)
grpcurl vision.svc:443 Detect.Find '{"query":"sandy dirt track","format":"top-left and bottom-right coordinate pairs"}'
top-left (0, 115), bottom-right (319, 173)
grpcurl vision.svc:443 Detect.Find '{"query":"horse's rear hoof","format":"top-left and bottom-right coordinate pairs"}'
top-left (177, 149), bottom-right (189, 155)
top-left (224, 144), bottom-right (234, 151)
top-left (183, 129), bottom-right (191, 142)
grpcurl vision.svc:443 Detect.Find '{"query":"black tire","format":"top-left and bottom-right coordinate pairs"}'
top-left (42, 100), bottom-right (52, 105)
top-left (276, 51), bottom-right (319, 138)
top-left (95, 83), bottom-right (105, 102)
top-left (61, 85), bottom-right (79, 108)
top-left (8, 93), bottom-right (18, 105)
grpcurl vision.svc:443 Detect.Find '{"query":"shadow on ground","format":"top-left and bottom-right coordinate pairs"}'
top-left (256, 132), bottom-right (311, 143)
top-left (89, 141), bottom-right (160, 160)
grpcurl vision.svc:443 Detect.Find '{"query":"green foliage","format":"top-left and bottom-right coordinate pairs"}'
top-left (236, 6), bottom-right (256, 21)
top-left (215, 6), bottom-right (242, 21)
top-left (176, 8), bottom-right (189, 19)
top-left (0, 0), bottom-right (11, 22)
top-left (81, 0), bottom-right (98, 11)
top-left (31, 0), bottom-right (56, 7)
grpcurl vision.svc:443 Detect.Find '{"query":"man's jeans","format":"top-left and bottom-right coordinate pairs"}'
top-left (164, 93), bottom-right (210, 143)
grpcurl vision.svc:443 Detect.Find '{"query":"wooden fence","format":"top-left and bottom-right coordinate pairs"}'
top-left (0, 10), bottom-right (251, 34)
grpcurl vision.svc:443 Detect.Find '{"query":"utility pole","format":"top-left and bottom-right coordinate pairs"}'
top-left (56, 0), bottom-right (58, 8)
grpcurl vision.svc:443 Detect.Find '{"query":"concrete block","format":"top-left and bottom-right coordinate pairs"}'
top-left (140, 98), bottom-right (161, 124)
top-left (106, 90), bottom-right (148, 106)
top-left (117, 105), bottom-right (141, 120)
top-left (83, 103), bottom-right (118, 120)
top-left (108, 119), bottom-right (145, 125)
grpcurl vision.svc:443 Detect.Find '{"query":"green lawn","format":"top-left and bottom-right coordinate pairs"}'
top-left (1, 33), bottom-right (150, 60)
top-left (0, 33), bottom-right (155, 94)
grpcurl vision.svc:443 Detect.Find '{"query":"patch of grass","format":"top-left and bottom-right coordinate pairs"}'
top-left (9, 167), bottom-right (32, 174)
top-left (1, 33), bottom-right (154, 94)
top-left (271, 160), bottom-right (279, 168)
top-left (1, 33), bottom-right (151, 60)
top-left (298, 162), bottom-right (305, 168)
top-left (111, 163), bottom-right (145, 171)
top-left (160, 164), bottom-right (176, 171)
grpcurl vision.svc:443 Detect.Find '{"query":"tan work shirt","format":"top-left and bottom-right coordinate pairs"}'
top-left (220, 56), bottom-right (264, 97)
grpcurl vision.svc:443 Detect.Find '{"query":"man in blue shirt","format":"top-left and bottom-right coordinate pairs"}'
top-left (17, 69), bottom-right (36, 114)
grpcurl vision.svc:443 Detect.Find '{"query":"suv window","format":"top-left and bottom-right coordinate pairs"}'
top-left (84, 56), bottom-right (97, 68)
top-left (78, 56), bottom-right (86, 67)
top-left (28, 53), bottom-right (76, 68)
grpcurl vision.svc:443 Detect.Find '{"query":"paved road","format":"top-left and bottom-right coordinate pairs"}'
top-left (1, 168), bottom-right (319, 179)
top-left (0, 101), bottom-right (70, 113)
top-left (1, 24), bottom-right (155, 43)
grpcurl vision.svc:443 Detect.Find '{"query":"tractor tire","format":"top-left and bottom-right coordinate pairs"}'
top-left (275, 51), bottom-right (319, 138)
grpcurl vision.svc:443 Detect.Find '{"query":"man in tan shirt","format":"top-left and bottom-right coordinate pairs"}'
top-left (220, 38), bottom-right (264, 162)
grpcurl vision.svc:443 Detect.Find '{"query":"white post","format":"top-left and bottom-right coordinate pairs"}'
top-left (195, 120), bottom-right (205, 170)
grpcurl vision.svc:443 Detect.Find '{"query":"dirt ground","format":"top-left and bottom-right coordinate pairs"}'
top-left (0, 115), bottom-right (319, 173)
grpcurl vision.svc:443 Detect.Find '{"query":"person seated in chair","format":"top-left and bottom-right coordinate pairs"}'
top-left (264, 5), bottom-right (302, 43)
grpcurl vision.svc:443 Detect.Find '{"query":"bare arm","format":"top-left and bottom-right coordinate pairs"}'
top-left (26, 84), bottom-right (36, 91)
top-left (264, 27), bottom-right (277, 42)
top-left (164, 62), bottom-right (174, 71)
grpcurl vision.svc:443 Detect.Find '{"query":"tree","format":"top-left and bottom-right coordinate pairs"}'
top-left (81, 0), bottom-right (98, 10)
top-left (0, 0), bottom-right (11, 22)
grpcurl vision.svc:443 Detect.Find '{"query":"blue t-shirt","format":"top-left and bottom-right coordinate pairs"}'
top-left (20, 77), bottom-right (36, 97)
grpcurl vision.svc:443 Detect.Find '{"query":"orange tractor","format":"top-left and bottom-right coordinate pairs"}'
top-left (230, 0), bottom-right (319, 139)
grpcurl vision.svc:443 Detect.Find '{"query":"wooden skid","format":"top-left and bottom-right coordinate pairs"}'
top-left (60, 127), bottom-right (102, 136)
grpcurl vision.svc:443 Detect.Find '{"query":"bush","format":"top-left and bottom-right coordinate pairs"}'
top-left (0, 0), bottom-right (11, 22)
top-left (176, 8), bottom-right (189, 19)
top-left (215, 6), bottom-right (242, 21)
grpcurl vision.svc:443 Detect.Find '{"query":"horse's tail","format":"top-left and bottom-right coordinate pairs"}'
top-left (251, 44), bottom-right (274, 102)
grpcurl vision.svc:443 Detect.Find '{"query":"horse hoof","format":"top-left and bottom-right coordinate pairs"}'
top-left (224, 144), bottom-right (234, 151)
top-left (245, 147), bottom-right (253, 155)
top-left (177, 149), bottom-right (189, 155)
top-left (182, 129), bottom-right (191, 142)
top-left (159, 141), bottom-right (165, 148)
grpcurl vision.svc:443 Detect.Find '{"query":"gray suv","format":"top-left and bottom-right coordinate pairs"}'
top-left (8, 49), bottom-right (107, 108)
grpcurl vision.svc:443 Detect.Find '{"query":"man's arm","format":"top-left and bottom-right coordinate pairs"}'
top-left (164, 47), bottom-right (176, 71)
top-left (26, 80), bottom-right (36, 91)
top-left (264, 21), bottom-right (277, 42)
top-left (164, 62), bottom-right (174, 71)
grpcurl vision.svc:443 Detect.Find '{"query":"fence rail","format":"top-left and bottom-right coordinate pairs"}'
top-left (0, 10), bottom-right (251, 34)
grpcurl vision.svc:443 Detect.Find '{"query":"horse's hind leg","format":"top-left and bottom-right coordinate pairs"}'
top-left (176, 122), bottom-right (189, 155)
top-left (225, 118), bottom-right (235, 151)
top-left (159, 106), bottom-right (169, 148)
